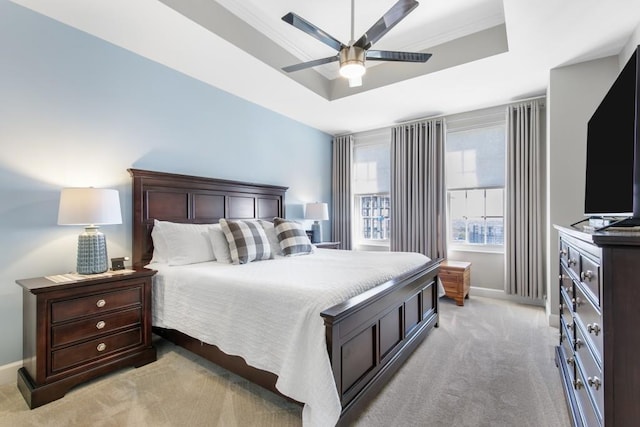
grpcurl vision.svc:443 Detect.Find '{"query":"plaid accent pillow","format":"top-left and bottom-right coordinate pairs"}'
top-left (273, 217), bottom-right (314, 256)
top-left (219, 219), bottom-right (272, 264)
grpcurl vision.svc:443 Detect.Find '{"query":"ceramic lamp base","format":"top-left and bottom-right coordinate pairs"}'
top-left (311, 221), bottom-right (322, 244)
top-left (76, 227), bottom-right (109, 274)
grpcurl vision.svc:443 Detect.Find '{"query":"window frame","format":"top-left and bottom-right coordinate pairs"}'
top-left (445, 112), bottom-right (506, 254)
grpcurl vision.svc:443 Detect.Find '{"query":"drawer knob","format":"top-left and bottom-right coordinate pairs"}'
top-left (575, 338), bottom-right (584, 349)
top-left (568, 258), bottom-right (576, 266)
top-left (575, 378), bottom-right (584, 389)
top-left (587, 323), bottom-right (601, 336)
top-left (97, 343), bottom-right (107, 352)
top-left (588, 376), bottom-right (602, 390)
top-left (560, 249), bottom-right (567, 256)
top-left (96, 321), bottom-right (106, 330)
top-left (567, 322), bottom-right (573, 330)
top-left (96, 299), bottom-right (106, 308)
top-left (567, 357), bottom-right (574, 366)
top-left (572, 297), bottom-right (584, 307)
top-left (580, 270), bottom-right (594, 281)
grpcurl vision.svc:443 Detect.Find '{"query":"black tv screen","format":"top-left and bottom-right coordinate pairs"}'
top-left (584, 48), bottom-right (638, 217)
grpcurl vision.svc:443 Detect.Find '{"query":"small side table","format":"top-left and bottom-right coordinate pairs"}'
top-left (16, 268), bottom-right (157, 409)
top-left (440, 260), bottom-right (471, 306)
top-left (315, 241), bottom-right (341, 249)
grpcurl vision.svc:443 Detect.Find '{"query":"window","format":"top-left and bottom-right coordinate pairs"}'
top-left (352, 130), bottom-right (391, 246)
top-left (446, 118), bottom-right (505, 250)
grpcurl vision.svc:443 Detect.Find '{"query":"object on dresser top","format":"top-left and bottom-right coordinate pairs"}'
top-left (439, 260), bottom-right (471, 306)
top-left (16, 268), bottom-right (157, 409)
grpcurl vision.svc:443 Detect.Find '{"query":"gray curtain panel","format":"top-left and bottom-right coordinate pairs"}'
top-left (390, 120), bottom-right (447, 259)
top-left (332, 135), bottom-right (353, 250)
top-left (505, 100), bottom-right (544, 299)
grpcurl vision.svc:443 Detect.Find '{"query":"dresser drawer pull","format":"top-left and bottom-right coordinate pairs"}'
top-left (588, 376), bottom-right (602, 390)
top-left (587, 323), bottom-right (601, 336)
top-left (563, 286), bottom-right (572, 294)
top-left (574, 378), bottom-right (584, 389)
top-left (567, 322), bottom-right (573, 330)
top-left (560, 249), bottom-right (567, 256)
top-left (580, 270), bottom-right (594, 281)
top-left (97, 343), bottom-right (107, 352)
top-left (572, 297), bottom-right (584, 307)
top-left (96, 299), bottom-right (106, 308)
top-left (568, 258), bottom-right (577, 267)
top-left (567, 357), bottom-right (574, 366)
top-left (575, 338), bottom-right (584, 349)
top-left (96, 321), bottom-right (106, 330)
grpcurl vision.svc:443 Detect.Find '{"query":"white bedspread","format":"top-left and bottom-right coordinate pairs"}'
top-left (150, 249), bottom-right (430, 427)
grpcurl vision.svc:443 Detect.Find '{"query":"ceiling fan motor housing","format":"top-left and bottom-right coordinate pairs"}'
top-left (339, 46), bottom-right (366, 78)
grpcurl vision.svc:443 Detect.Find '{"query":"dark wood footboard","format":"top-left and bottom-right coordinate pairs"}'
top-left (322, 258), bottom-right (440, 425)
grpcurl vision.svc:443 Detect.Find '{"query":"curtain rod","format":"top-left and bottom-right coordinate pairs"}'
top-left (336, 95), bottom-right (546, 137)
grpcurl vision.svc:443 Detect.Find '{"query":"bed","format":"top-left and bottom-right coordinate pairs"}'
top-left (129, 168), bottom-right (441, 426)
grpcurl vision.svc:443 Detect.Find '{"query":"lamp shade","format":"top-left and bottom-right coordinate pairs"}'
top-left (58, 188), bottom-right (122, 225)
top-left (305, 202), bottom-right (329, 221)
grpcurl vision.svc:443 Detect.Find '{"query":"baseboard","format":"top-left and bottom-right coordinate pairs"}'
top-left (470, 286), bottom-right (545, 307)
top-left (0, 360), bottom-right (21, 386)
top-left (548, 313), bottom-right (560, 329)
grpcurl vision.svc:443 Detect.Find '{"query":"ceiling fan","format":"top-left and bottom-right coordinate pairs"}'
top-left (281, 0), bottom-right (432, 87)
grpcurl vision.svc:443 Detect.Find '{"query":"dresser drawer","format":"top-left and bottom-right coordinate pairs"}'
top-left (579, 254), bottom-right (600, 307)
top-left (51, 328), bottom-right (142, 373)
top-left (51, 307), bottom-right (142, 348)
top-left (567, 246), bottom-right (581, 279)
top-left (560, 239), bottom-right (570, 266)
top-left (51, 286), bottom-right (142, 323)
top-left (576, 326), bottom-right (603, 419)
top-left (575, 358), bottom-right (602, 427)
top-left (575, 284), bottom-right (603, 359)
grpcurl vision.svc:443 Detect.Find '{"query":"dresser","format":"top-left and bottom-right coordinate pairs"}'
top-left (554, 225), bottom-right (640, 427)
top-left (16, 269), bottom-right (157, 409)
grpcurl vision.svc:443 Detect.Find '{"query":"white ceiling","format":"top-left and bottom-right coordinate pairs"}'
top-left (10, 0), bottom-right (640, 135)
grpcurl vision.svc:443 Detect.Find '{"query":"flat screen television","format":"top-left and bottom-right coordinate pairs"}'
top-left (584, 45), bottom-right (640, 228)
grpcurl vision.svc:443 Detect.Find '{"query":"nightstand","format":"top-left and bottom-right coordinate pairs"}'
top-left (315, 241), bottom-right (341, 249)
top-left (440, 260), bottom-right (471, 306)
top-left (16, 268), bottom-right (157, 409)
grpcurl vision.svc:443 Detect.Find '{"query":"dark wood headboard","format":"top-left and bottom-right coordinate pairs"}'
top-left (129, 169), bottom-right (287, 269)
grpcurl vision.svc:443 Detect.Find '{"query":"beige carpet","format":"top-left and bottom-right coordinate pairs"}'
top-left (0, 296), bottom-right (570, 427)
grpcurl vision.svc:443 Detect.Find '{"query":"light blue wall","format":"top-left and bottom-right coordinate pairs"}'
top-left (0, 0), bottom-right (332, 365)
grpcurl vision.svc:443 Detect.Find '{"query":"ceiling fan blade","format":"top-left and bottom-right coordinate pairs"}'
top-left (282, 12), bottom-right (344, 51)
top-left (354, 0), bottom-right (419, 50)
top-left (366, 50), bottom-right (431, 62)
top-left (282, 56), bottom-right (339, 73)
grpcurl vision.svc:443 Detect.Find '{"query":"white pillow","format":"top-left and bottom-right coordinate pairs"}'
top-left (153, 220), bottom-right (215, 266)
top-left (209, 224), bottom-right (232, 264)
top-left (149, 220), bottom-right (168, 263)
top-left (258, 220), bottom-right (283, 256)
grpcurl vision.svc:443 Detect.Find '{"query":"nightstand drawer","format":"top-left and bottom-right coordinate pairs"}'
top-left (51, 328), bottom-right (142, 373)
top-left (51, 286), bottom-right (142, 323)
top-left (51, 307), bottom-right (142, 348)
top-left (440, 269), bottom-right (463, 285)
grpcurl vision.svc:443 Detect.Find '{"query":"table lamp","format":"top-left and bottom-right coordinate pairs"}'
top-left (58, 187), bottom-right (122, 274)
top-left (305, 202), bottom-right (329, 244)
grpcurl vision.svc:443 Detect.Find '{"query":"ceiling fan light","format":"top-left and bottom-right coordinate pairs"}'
top-left (339, 46), bottom-right (366, 79)
top-left (340, 63), bottom-right (366, 79)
